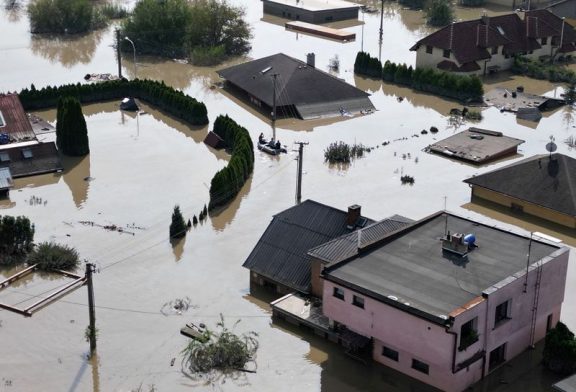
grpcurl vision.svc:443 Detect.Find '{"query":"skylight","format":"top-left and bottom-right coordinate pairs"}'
top-left (497, 26), bottom-right (505, 36)
top-left (0, 111), bottom-right (5, 127)
top-left (261, 66), bottom-right (272, 74)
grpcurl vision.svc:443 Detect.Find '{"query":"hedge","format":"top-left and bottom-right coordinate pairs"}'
top-left (19, 79), bottom-right (208, 125)
top-left (511, 56), bottom-right (576, 84)
top-left (354, 51), bottom-right (484, 102)
top-left (208, 115), bottom-right (254, 210)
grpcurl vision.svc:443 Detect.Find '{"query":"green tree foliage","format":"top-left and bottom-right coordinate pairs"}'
top-left (356, 53), bottom-right (484, 102)
top-left (56, 96), bottom-right (90, 156)
top-left (170, 205), bottom-right (187, 239)
top-left (19, 79), bottom-right (209, 125)
top-left (399, 0), bottom-right (426, 9)
top-left (354, 52), bottom-right (382, 78)
top-left (122, 0), bottom-right (251, 64)
top-left (208, 115), bottom-right (254, 210)
top-left (0, 215), bottom-right (35, 262)
top-left (28, 0), bottom-right (106, 34)
top-left (425, 0), bottom-right (454, 26)
top-left (28, 242), bottom-right (80, 271)
top-left (512, 56), bottom-right (576, 84)
top-left (543, 322), bottom-right (576, 375)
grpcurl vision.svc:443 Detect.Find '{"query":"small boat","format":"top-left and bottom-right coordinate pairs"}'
top-left (257, 136), bottom-right (287, 155)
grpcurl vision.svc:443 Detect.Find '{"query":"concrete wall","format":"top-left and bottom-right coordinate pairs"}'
top-left (250, 271), bottom-right (296, 295)
top-left (471, 186), bottom-right (576, 229)
top-left (321, 246), bottom-right (569, 392)
top-left (263, 2), bottom-right (358, 23)
top-left (310, 258), bottom-right (324, 298)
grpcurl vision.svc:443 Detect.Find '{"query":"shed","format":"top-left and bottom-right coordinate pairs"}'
top-left (203, 131), bottom-right (226, 149)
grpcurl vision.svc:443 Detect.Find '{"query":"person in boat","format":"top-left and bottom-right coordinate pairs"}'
top-left (258, 133), bottom-right (265, 144)
top-left (275, 140), bottom-right (281, 150)
top-left (267, 138), bottom-right (275, 147)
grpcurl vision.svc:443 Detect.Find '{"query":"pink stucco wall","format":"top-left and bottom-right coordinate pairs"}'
top-left (322, 246), bottom-right (569, 392)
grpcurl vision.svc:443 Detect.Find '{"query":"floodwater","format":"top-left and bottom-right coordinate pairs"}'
top-left (0, 1), bottom-right (575, 391)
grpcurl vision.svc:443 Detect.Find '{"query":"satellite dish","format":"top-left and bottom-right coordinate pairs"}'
top-left (546, 141), bottom-right (557, 153)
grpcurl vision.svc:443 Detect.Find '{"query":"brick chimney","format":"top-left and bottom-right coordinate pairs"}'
top-left (346, 204), bottom-right (361, 228)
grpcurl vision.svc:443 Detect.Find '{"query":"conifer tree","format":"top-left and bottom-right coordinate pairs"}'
top-left (56, 96), bottom-right (90, 156)
top-left (170, 205), bottom-right (186, 239)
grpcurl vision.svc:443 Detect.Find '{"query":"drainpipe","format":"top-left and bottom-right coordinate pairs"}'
top-left (481, 293), bottom-right (490, 378)
top-left (445, 321), bottom-right (458, 374)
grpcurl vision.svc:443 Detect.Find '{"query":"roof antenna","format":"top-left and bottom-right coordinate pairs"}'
top-left (444, 196), bottom-right (448, 236)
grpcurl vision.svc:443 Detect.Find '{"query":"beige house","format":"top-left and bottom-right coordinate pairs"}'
top-left (464, 153), bottom-right (576, 229)
top-left (410, 10), bottom-right (576, 75)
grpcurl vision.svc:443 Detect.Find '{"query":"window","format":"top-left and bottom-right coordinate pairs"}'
top-left (547, 314), bottom-right (553, 332)
top-left (489, 343), bottom-right (506, 370)
top-left (541, 37), bottom-right (548, 45)
top-left (352, 295), bottom-right (364, 309)
top-left (21, 149), bottom-right (33, 159)
top-left (382, 346), bottom-right (399, 361)
top-left (412, 359), bottom-right (429, 374)
top-left (494, 299), bottom-right (511, 327)
top-left (459, 317), bottom-right (479, 351)
top-left (0, 152), bottom-right (9, 162)
top-left (426, 45), bottom-right (433, 54)
top-left (443, 49), bottom-right (451, 58)
top-left (511, 203), bottom-right (523, 212)
top-left (333, 287), bottom-right (345, 300)
top-left (491, 46), bottom-right (498, 55)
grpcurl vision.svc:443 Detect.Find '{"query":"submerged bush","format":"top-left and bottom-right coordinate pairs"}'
top-left (29, 242), bottom-right (80, 271)
top-left (543, 322), bottom-right (576, 375)
top-left (324, 141), bottom-right (368, 163)
top-left (28, 0), bottom-right (107, 34)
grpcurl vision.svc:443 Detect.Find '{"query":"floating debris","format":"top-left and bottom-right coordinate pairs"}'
top-left (161, 297), bottom-right (197, 316)
top-left (78, 221), bottom-right (136, 235)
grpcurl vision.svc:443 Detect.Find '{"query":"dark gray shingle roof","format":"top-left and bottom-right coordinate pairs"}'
top-left (0, 142), bottom-right (62, 178)
top-left (464, 153), bottom-right (576, 217)
top-left (242, 200), bottom-right (374, 293)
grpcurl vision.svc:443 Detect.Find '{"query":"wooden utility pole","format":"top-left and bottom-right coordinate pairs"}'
top-left (295, 142), bottom-right (308, 204)
top-left (379, 0), bottom-right (384, 61)
top-left (116, 29), bottom-right (122, 79)
top-left (271, 73), bottom-right (279, 123)
top-left (86, 263), bottom-right (97, 353)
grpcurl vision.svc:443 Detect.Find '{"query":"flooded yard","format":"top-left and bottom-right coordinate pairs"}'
top-left (0, 1), bottom-right (575, 391)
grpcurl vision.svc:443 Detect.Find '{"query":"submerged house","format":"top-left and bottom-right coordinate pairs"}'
top-left (262, 0), bottom-right (361, 24)
top-left (464, 153), bottom-right (576, 229)
top-left (316, 211), bottom-right (569, 392)
top-left (0, 93), bottom-right (62, 181)
top-left (217, 53), bottom-right (375, 120)
top-left (410, 10), bottom-right (576, 75)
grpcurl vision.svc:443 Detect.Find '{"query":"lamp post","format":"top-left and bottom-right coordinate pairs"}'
top-left (124, 37), bottom-right (137, 79)
top-left (560, 17), bottom-right (566, 54)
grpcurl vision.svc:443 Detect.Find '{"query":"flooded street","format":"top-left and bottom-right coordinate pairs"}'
top-left (1, 1), bottom-right (575, 391)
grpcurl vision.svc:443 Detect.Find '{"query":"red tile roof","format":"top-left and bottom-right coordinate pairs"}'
top-left (411, 10), bottom-right (576, 65)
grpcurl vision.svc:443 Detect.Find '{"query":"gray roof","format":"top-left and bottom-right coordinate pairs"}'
top-left (263, 0), bottom-right (360, 11)
top-left (309, 215), bottom-right (413, 263)
top-left (554, 373), bottom-right (576, 392)
top-left (464, 153), bottom-right (576, 217)
top-left (0, 167), bottom-right (12, 190)
top-left (242, 200), bottom-right (374, 293)
top-left (217, 53), bottom-right (374, 118)
top-left (323, 212), bottom-right (561, 324)
top-left (0, 142), bottom-right (62, 178)
top-left (427, 127), bottom-right (524, 164)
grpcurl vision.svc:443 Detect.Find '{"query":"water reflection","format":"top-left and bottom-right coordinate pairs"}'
top-left (209, 176), bottom-right (253, 232)
top-left (30, 30), bottom-right (105, 68)
top-left (171, 236), bottom-right (186, 262)
top-left (61, 155), bottom-right (91, 209)
top-left (3, 0), bottom-right (23, 22)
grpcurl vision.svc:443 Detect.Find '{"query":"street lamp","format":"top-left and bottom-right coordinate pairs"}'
top-left (560, 17), bottom-right (566, 55)
top-left (124, 36), bottom-right (137, 79)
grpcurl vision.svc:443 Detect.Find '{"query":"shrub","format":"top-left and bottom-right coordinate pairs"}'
top-left (28, 0), bottom-right (107, 34)
top-left (0, 215), bottom-right (35, 260)
top-left (190, 45), bottom-right (226, 66)
top-left (99, 2), bottom-right (129, 19)
top-left (543, 322), bottom-right (576, 375)
top-left (170, 205), bottom-right (187, 239)
top-left (324, 141), bottom-right (368, 163)
top-left (425, 0), bottom-right (454, 26)
top-left (56, 96), bottom-right (90, 156)
top-left (29, 242), bottom-right (80, 271)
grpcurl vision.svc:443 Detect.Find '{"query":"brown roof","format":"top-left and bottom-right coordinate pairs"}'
top-left (0, 94), bottom-right (35, 142)
top-left (0, 142), bottom-right (62, 178)
top-left (411, 10), bottom-right (576, 64)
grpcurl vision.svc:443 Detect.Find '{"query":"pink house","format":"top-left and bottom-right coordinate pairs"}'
top-left (315, 211), bottom-right (569, 392)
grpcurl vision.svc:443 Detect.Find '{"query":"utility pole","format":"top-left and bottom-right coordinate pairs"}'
top-left (378, 0), bottom-right (384, 62)
top-left (271, 74), bottom-right (278, 123)
top-left (116, 29), bottom-right (122, 79)
top-left (295, 142), bottom-right (308, 204)
top-left (86, 263), bottom-right (97, 353)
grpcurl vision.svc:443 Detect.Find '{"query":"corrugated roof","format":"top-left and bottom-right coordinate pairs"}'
top-left (0, 167), bottom-right (12, 190)
top-left (0, 94), bottom-right (35, 142)
top-left (554, 373), bottom-right (576, 392)
top-left (242, 200), bottom-right (374, 293)
top-left (0, 142), bottom-right (62, 178)
top-left (217, 53), bottom-right (373, 118)
top-left (295, 97), bottom-right (374, 119)
top-left (464, 153), bottom-right (576, 217)
top-left (309, 216), bottom-right (413, 263)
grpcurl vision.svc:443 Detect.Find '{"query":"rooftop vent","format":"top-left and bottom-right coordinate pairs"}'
top-left (441, 232), bottom-right (476, 256)
top-left (346, 204), bottom-right (361, 229)
top-left (306, 52), bottom-right (315, 68)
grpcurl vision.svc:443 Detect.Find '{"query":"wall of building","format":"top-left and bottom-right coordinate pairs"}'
top-left (250, 271), bottom-right (296, 295)
top-left (263, 2), bottom-right (358, 23)
top-left (310, 258), bottom-right (324, 298)
top-left (322, 246), bottom-right (569, 391)
top-left (471, 186), bottom-right (576, 228)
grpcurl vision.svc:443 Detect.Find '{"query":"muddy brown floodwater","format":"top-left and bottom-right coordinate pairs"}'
top-left (0, 1), bottom-right (575, 391)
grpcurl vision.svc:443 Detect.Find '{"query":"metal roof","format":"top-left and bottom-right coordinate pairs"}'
top-left (242, 200), bottom-right (374, 293)
top-left (323, 212), bottom-right (563, 324)
top-left (464, 153), bottom-right (576, 217)
top-left (0, 94), bottom-right (35, 142)
top-left (0, 166), bottom-right (12, 190)
top-left (263, 0), bottom-right (360, 11)
top-left (554, 374), bottom-right (576, 392)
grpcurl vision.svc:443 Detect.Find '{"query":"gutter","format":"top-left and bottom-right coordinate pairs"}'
top-left (445, 324), bottom-right (458, 374)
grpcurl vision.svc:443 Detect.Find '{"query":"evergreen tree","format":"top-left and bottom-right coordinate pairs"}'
top-left (425, 0), bottom-right (454, 26)
top-left (170, 205), bottom-right (187, 239)
top-left (56, 96), bottom-right (90, 156)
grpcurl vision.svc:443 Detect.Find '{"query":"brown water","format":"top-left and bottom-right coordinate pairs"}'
top-left (0, 1), bottom-right (574, 391)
